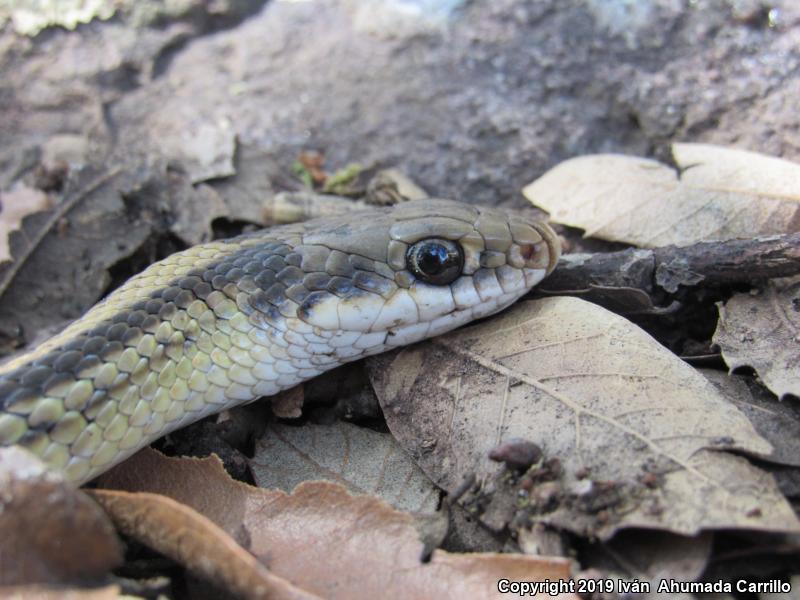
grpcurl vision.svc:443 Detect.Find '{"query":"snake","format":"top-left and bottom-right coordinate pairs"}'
top-left (0, 199), bottom-right (560, 485)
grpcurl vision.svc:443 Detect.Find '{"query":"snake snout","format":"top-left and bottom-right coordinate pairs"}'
top-left (509, 220), bottom-right (561, 276)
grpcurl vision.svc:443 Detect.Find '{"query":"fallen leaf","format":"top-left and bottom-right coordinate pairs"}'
top-left (161, 118), bottom-right (237, 184)
top-left (523, 144), bottom-right (800, 247)
top-left (713, 276), bottom-right (800, 401)
top-left (0, 167), bottom-right (155, 353)
top-left (251, 421), bottom-right (440, 513)
top-left (367, 297), bottom-right (800, 539)
top-left (0, 447), bottom-right (122, 586)
top-left (98, 448), bottom-right (576, 600)
top-left (171, 144), bottom-right (284, 245)
top-left (0, 183), bottom-right (51, 262)
top-left (600, 531), bottom-right (713, 593)
top-left (701, 369), bottom-right (800, 466)
top-left (90, 488), bottom-right (317, 600)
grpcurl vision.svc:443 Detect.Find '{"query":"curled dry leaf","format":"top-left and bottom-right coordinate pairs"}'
top-left (367, 297), bottom-right (800, 539)
top-left (0, 184), bottom-right (52, 263)
top-left (260, 171), bottom-right (418, 229)
top-left (523, 144), bottom-right (800, 247)
top-left (701, 369), bottom-right (800, 467)
top-left (0, 447), bottom-right (122, 586)
top-left (98, 448), bottom-right (575, 600)
top-left (89, 488), bottom-right (317, 600)
top-left (713, 276), bottom-right (800, 401)
top-left (251, 421), bottom-right (440, 513)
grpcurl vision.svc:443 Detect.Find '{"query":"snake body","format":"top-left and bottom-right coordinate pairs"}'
top-left (0, 199), bottom-right (559, 484)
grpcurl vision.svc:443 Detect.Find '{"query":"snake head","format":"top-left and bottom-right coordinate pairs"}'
top-left (0, 198), bottom-right (560, 484)
top-left (293, 198), bottom-right (561, 352)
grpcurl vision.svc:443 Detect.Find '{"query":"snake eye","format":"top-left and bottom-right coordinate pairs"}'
top-left (406, 238), bottom-right (464, 285)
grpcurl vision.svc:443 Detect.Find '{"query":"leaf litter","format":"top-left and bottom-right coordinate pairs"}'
top-left (1, 149), bottom-right (798, 593)
top-left (0, 447), bottom-right (122, 587)
top-left (367, 297), bottom-right (799, 539)
top-left (701, 369), bottom-right (800, 467)
top-left (522, 143), bottom-right (800, 248)
top-left (96, 448), bottom-right (575, 600)
top-left (713, 275), bottom-right (800, 401)
top-left (0, 167), bottom-right (153, 355)
top-left (0, 586), bottom-right (121, 600)
top-left (579, 530), bottom-right (713, 596)
top-left (251, 421), bottom-right (441, 514)
top-left (91, 488), bottom-right (316, 600)
top-left (2, 0), bottom-right (798, 593)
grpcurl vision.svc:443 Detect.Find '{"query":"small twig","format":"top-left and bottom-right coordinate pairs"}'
top-left (539, 233), bottom-right (800, 304)
top-left (652, 233), bottom-right (800, 288)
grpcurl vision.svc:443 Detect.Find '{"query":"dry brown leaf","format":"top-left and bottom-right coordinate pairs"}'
top-left (89, 488), bottom-right (318, 600)
top-left (251, 421), bottom-right (440, 513)
top-left (713, 276), bottom-right (800, 401)
top-left (171, 145), bottom-right (282, 245)
top-left (523, 144), bottom-right (800, 247)
top-left (701, 369), bottom-right (800, 466)
top-left (367, 297), bottom-right (800, 539)
top-left (0, 167), bottom-right (154, 353)
top-left (0, 184), bottom-right (51, 262)
top-left (98, 448), bottom-right (576, 600)
top-left (98, 448), bottom-right (268, 547)
top-left (0, 447), bottom-right (122, 586)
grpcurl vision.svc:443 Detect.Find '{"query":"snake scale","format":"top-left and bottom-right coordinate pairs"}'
top-left (0, 199), bottom-right (560, 484)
